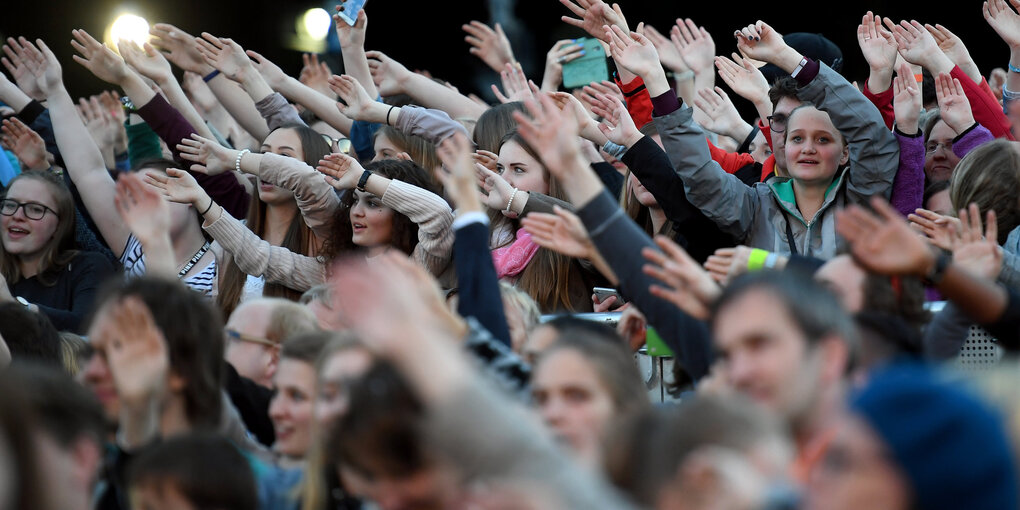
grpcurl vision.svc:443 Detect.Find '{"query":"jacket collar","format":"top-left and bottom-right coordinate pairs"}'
top-left (768, 167), bottom-right (849, 227)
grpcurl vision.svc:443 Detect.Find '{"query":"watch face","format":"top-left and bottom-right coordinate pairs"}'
top-left (16, 296), bottom-right (29, 307)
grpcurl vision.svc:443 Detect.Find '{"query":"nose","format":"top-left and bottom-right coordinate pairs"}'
top-left (539, 396), bottom-right (566, 428)
top-left (725, 352), bottom-right (756, 389)
top-left (268, 395), bottom-right (287, 421)
top-left (350, 201), bottom-right (366, 217)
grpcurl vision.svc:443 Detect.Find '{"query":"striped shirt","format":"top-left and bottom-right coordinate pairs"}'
top-left (120, 235), bottom-right (217, 297)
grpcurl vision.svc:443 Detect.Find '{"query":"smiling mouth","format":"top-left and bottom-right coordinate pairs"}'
top-left (6, 227), bottom-right (29, 237)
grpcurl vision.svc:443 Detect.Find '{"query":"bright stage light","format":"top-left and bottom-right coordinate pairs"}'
top-left (106, 13), bottom-right (150, 49)
top-left (301, 8), bottom-right (332, 41)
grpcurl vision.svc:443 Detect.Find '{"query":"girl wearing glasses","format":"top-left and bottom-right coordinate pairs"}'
top-left (0, 171), bottom-right (114, 333)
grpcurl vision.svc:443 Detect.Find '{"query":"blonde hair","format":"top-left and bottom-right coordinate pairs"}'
top-left (499, 281), bottom-right (541, 334)
top-left (950, 139), bottom-right (1020, 245)
top-left (265, 299), bottom-right (321, 344)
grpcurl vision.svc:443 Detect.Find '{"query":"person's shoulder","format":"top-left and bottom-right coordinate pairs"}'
top-left (70, 250), bottom-right (116, 272)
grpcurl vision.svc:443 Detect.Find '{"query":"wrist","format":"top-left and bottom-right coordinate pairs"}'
top-left (621, 131), bottom-right (643, 148)
top-left (775, 47), bottom-right (805, 73)
top-left (643, 70), bottom-right (671, 98)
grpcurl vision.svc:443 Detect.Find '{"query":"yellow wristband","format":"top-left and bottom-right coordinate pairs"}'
top-left (747, 248), bottom-right (769, 271)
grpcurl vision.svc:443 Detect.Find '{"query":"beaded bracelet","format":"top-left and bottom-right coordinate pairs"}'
top-left (235, 149), bottom-right (251, 174)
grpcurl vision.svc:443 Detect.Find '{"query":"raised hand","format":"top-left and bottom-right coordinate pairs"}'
top-left (733, 21), bottom-right (797, 68)
top-left (547, 91), bottom-right (604, 144)
top-left (952, 203), bottom-right (1002, 280)
top-left (578, 80), bottom-right (624, 111)
top-left (463, 21), bottom-right (516, 72)
top-left (317, 152), bottom-right (365, 190)
top-left (892, 62), bottom-right (922, 134)
top-left (176, 133), bottom-right (238, 175)
top-left (714, 53), bottom-right (770, 109)
top-left (541, 39), bottom-right (586, 92)
top-left (1, 118), bottom-right (50, 170)
top-left (118, 40), bottom-right (173, 85)
top-left (366, 50), bottom-right (411, 96)
top-left (513, 94), bottom-right (585, 181)
top-left (195, 33), bottom-right (253, 82)
top-left (182, 71), bottom-right (219, 112)
top-left (70, 29), bottom-right (131, 85)
top-left (671, 18), bottom-right (715, 76)
top-left (2, 37), bottom-right (45, 100)
top-left (589, 92), bottom-right (642, 147)
top-left (245, 50), bottom-right (289, 90)
top-left (559, 0), bottom-right (629, 43)
top-left (491, 62), bottom-right (539, 104)
top-left (836, 197), bottom-right (936, 277)
top-left (334, 7), bottom-right (368, 49)
top-left (703, 245), bottom-right (760, 285)
top-left (692, 87), bottom-right (750, 141)
top-left (144, 167), bottom-right (209, 207)
top-left (149, 23), bottom-right (214, 74)
top-left (908, 208), bottom-right (960, 251)
top-left (299, 53), bottom-right (335, 98)
top-left (639, 24), bottom-right (689, 73)
top-left (98, 294), bottom-right (170, 410)
top-left (925, 23), bottom-right (980, 81)
top-left (641, 235), bottom-right (720, 320)
top-left (985, 0), bottom-right (1020, 50)
top-left (79, 95), bottom-right (119, 158)
top-left (435, 133), bottom-right (485, 211)
top-left (605, 25), bottom-right (661, 80)
top-left (476, 163), bottom-right (517, 212)
top-left (18, 38), bottom-right (63, 96)
top-left (520, 206), bottom-right (595, 259)
top-left (328, 73), bottom-right (377, 120)
top-left (858, 11), bottom-right (899, 86)
top-left (884, 19), bottom-right (952, 73)
top-left (115, 172), bottom-right (172, 244)
top-left (934, 72), bottom-right (975, 134)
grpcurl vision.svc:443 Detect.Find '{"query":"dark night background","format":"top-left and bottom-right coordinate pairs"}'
top-left (0, 0), bottom-right (1011, 115)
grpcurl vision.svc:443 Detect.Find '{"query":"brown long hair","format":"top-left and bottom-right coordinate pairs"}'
top-left (620, 170), bottom-right (674, 238)
top-left (375, 126), bottom-right (441, 178)
top-left (490, 132), bottom-right (579, 312)
top-left (217, 126), bottom-right (329, 317)
top-left (950, 139), bottom-right (1020, 245)
top-left (320, 159), bottom-right (438, 262)
top-left (0, 171), bottom-right (78, 287)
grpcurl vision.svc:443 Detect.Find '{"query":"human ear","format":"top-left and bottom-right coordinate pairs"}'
top-left (818, 335), bottom-right (850, 383)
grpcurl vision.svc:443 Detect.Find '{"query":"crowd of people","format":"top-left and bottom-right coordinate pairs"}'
top-left (2, 0), bottom-right (1020, 508)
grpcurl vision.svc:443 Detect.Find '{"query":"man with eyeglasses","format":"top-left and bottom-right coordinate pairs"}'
top-left (222, 298), bottom-right (319, 447)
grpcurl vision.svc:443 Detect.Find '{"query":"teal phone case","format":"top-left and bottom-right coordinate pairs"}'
top-left (562, 38), bottom-right (609, 89)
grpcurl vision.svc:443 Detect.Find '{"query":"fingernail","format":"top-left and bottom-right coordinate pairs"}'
top-left (571, 38), bottom-right (577, 43)
top-left (579, 50), bottom-right (586, 56)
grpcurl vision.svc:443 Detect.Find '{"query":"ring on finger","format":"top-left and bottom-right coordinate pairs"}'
top-left (557, 56), bottom-right (567, 64)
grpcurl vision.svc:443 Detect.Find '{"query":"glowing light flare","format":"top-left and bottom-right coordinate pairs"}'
top-left (105, 13), bottom-right (150, 51)
top-left (301, 8), bottom-right (332, 41)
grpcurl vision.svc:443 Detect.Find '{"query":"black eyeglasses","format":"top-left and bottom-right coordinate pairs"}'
top-left (0, 199), bottom-right (58, 220)
top-left (767, 114), bottom-right (789, 134)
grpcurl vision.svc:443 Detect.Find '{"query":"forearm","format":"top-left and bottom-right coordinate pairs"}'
top-left (254, 92), bottom-right (307, 132)
top-left (1007, 47), bottom-right (1020, 97)
top-left (250, 152), bottom-right (340, 239)
top-left (157, 75), bottom-right (216, 141)
top-left (404, 74), bottom-right (487, 120)
top-left (392, 105), bottom-right (471, 145)
top-left (454, 219), bottom-right (513, 347)
top-left (134, 233), bottom-right (176, 277)
top-left (340, 47), bottom-right (379, 99)
top-left (890, 130), bottom-right (925, 217)
top-left (276, 77), bottom-right (353, 135)
top-left (936, 263), bottom-right (1009, 323)
top-left (207, 75), bottom-right (270, 140)
top-left (0, 81), bottom-right (31, 113)
top-left (380, 179), bottom-right (455, 274)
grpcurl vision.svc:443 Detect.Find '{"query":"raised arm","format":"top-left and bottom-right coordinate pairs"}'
top-left (32, 36), bottom-right (131, 255)
top-left (890, 62), bottom-right (925, 217)
top-left (146, 167), bottom-right (326, 291)
top-left (367, 50), bottom-right (486, 120)
top-left (249, 50), bottom-right (353, 136)
top-left (333, 7), bottom-right (378, 99)
top-left (317, 152), bottom-right (455, 276)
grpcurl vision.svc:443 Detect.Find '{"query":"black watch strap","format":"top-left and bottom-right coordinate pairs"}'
top-left (923, 250), bottom-right (952, 286)
top-left (357, 170), bottom-right (372, 192)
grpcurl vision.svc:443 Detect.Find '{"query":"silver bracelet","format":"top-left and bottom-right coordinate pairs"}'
top-left (505, 187), bottom-right (520, 215)
top-left (764, 252), bottom-right (779, 269)
top-left (234, 148), bottom-right (251, 174)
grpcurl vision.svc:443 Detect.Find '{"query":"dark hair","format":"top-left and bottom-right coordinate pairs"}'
top-left (923, 180), bottom-right (951, 207)
top-left (91, 277), bottom-right (225, 428)
top-left (768, 77), bottom-right (800, 109)
top-left (129, 432), bottom-right (257, 510)
top-left (132, 157), bottom-right (178, 173)
top-left (539, 330), bottom-right (649, 415)
top-left (853, 311), bottom-right (923, 372)
top-left (0, 171), bottom-right (78, 286)
top-left (620, 169), bottom-right (674, 238)
top-left (541, 315), bottom-right (623, 344)
top-left (712, 272), bottom-right (858, 354)
top-left (328, 361), bottom-right (429, 478)
top-left (950, 139), bottom-right (1020, 244)
top-left (473, 101), bottom-right (527, 153)
top-left (861, 274), bottom-right (929, 331)
top-left (603, 395), bottom-right (787, 507)
top-left (0, 303), bottom-right (62, 366)
top-left (4, 363), bottom-right (106, 448)
top-left (218, 125), bottom-right (330, 317)
top-left (280, 330), bottom-right (334, 364)
top-left (0, 373), bottom-right (49, 510)
top-left (921, 68), bottom-right (936, 107)
top-left (322, 159), bottom-right (438, 261)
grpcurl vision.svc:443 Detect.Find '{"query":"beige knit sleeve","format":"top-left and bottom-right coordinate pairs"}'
top-left (254, 152), bottom-right (340, 242)
top-left (380, 179), bottom-right (454, 276)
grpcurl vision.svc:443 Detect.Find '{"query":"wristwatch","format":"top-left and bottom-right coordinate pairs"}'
top-left (357, 170), bottom-right (372, 192)
top-left (922, 251), bottom-right (951, 286)
top-left (15, 296), bottom-right (30, 309)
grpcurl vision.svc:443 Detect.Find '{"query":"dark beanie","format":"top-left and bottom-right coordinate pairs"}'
top-left (851, 364), bottom-right (1019, 510)
top-left (760, 32), bottom-right (843, 84)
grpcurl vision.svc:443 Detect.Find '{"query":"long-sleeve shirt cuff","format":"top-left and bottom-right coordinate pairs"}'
top-left (453, 211), bottom-right (489, 230)
top-left (650, 90), bottom-right (682, 117)
top-left (793, 59), bottom-right (821, 87)
top-left (15, 99), bottom-right (45, 124)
